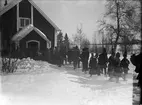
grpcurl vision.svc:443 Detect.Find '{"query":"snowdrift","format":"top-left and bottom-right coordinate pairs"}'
top-left (0, 57), bottom-right (51, 74)
top-left (16, 57), bottom-right (51, 73)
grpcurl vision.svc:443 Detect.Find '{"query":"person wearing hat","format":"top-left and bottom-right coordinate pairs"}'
top-left (120, 51), bottom-right (130, 81)
top-left (108, 49), bottom-right (116, 80)
top-left (98, 48), bottom-right (108, 76)
top-left (80, 47), bottom-right (89, 73)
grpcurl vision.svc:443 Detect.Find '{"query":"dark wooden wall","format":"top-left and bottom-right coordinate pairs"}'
top-left (20, 30), bottom-right (47, 51)
top-left (33, 7), bottom-right (55, 48)
top-left (1, 5), bottom-right (17, 56)
top-left (19, 0), bottom-right (31, 18)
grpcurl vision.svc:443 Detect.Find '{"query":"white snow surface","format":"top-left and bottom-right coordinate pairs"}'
top-left (0, 57), bottom-right (134, 105)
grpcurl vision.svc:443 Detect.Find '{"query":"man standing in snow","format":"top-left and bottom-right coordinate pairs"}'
top-left (108, 50), bottom-right (115, 78)
top-left (120, 51), bottom-right (130, 81)
top-left (80, 47), bottom-right (89, 73)
top-left (72, 46), bottom-right (80, 70)
top-left (98, 48), bottom-right (108, 76)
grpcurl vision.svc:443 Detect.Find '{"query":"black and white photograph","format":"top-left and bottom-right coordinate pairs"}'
top-left (0, 0), bottom-right (141, 105)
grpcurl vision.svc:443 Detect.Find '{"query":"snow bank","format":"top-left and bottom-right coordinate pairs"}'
top-left (0, 56), bottom-right (134, 105)
top-left (15, 58), bottom-right (51, 73)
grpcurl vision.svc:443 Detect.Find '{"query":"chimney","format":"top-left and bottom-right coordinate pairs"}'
top-left (4, 0), bottom-right (8, 6)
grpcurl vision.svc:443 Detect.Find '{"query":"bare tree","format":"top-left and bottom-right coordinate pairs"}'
top-left (80, 38), bottom-right (90, 49)
top-left (72, 23), bottom-right (85, 49)
top-left (98, 0), bottom-right (141, 53)
top-left (63, 33), bottom-right (70, 52)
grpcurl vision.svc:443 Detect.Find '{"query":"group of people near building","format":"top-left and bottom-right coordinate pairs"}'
top-left (51, 45), bottom-right (141, 103)
top-left (89, 48), bottom-right (130, 83)
top-left (52, 45), bottom-right (142, 103)
top-left (52, 46), bottom-right (134, 83)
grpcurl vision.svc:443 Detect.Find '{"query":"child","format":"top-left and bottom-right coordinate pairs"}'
top-left (120, 51), bottom-right (130, 81)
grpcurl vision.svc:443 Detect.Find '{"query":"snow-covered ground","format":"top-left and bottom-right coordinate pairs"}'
top-left (0, 57), bottom-right (137, 105)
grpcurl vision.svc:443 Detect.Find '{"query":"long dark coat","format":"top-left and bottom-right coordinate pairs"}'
top-left (98, 52), bottom-right (108, 66)
top-left (89, 57), bottom-right (98, 74)
top-left (130, 52), bottom-right (142, 104)
top-left (81, 48), bottom-right (89, 71)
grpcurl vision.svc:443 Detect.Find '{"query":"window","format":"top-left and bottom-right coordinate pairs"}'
top-left (19, 17), bottom-right (30, 28)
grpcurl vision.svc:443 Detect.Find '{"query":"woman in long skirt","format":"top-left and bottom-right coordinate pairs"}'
top-left (89, 53), bottom-right (98, 77)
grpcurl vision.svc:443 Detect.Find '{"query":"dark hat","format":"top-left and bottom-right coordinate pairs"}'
top-left (123, 51), bottom-right (127, 57)
top-left (111, 48), bottom-right (115, 55)
top-left (103, 48), bottom-right (106, 53)
top-left (116, 52), bottom-right (120, 57)
top-left (83, 47), bottom-right (88, 51)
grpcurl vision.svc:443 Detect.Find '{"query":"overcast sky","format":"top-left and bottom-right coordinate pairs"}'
top-left (34, 0), bottom-right (106, 42)
top-left (1, 0), bottom-right (106, 42)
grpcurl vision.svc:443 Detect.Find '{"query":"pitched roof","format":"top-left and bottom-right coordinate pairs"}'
top-left (0, 0), bottom-right (60, 31)
top-left (12, 24), bottom-right (51, 46)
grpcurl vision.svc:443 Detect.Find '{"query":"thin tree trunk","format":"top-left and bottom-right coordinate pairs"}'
top-left (140, 0), bottom-right (142, 52)
top-left (114, 0), bottom-right (120, 53)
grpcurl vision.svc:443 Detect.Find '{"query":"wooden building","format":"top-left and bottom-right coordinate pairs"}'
top-left (0, 0), bottom-right (60, 61)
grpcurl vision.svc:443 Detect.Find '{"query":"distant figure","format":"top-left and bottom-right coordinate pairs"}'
top-left (67, 49), bottom-right (73, 64)
top-left (72, 46), bottom-right (80, 69)
top-left (98, 48), bottom-right (108, 76)
top-left (53, 47), bottom-right (58, 65)
top-left (108, 50), bottom-right (115, 78)
top-left (77, 52), bottom-right (81, 68)
top-left (120, 51), bottom-right (130, 81)
top-left (89, 53), bottom-right (98, 77)
top-left (80, 47), bottom-right (89, 73)
top-left (60, 46), bottom-right (66, 65)
top-left (113, 52), bottom-right (121, 83)
top-left (55, 47), bottom-right (62, 67)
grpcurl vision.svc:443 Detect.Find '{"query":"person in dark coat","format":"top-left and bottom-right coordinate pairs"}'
top-left (59, 46), bottom-right (66, 65)
top-left (53, 47), bottom-right (58, 64)
top-left (98, 48), bottom-right (108, 76)
top-left (89, 53), bottom-right (98, 77)
top-left (130, 51), bottom-right (142, 104)
top-left (54, 47), bottom-right (62, 67)
top-left (67, 49), bottom-right (73, 64)
top-left (78, 52), bottom-right (81, 68)
top-left (108, 50), bottom-right (116, 78)
top-left (120, 51), bottom-right (130, 81)
top-left (80, 47), bottom-right (89, 73)
top-left (113, 52), bottom-right (121, 83)
top-left (72, 46), bottom-right (80, 69)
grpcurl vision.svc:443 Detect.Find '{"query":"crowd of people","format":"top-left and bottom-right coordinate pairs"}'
top-left (52, 46), bottom-right (136, 83)
top-left (89, 48), bottom-right (131, 83)
top-left (52, 45), bottom-right (142, 103)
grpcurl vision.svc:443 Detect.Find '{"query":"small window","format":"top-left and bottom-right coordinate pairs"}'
top-left (19, 17), bottom-right (30, 28)
top-left (20, 19), bottom-right (25, 27)
top-left (25, 19), bottom-right (30, 26)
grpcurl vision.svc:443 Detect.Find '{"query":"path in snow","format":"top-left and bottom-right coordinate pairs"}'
top-left (0, 62), bottom-right (134, 105)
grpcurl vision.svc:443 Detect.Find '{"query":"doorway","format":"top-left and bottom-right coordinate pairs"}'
top-left (26, 40), bottom-right (40, 58)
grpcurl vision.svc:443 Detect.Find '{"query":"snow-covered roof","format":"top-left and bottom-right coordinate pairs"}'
top-left (12, 24), bottom-right (51, 45)
top-left (0, 0), bottom-right (60, 31)
top-left (0, 0), bottom-right (22, 15)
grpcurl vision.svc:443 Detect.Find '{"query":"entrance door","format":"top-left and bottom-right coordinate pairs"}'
top-left (27, 40), bottom-right (40, 58)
